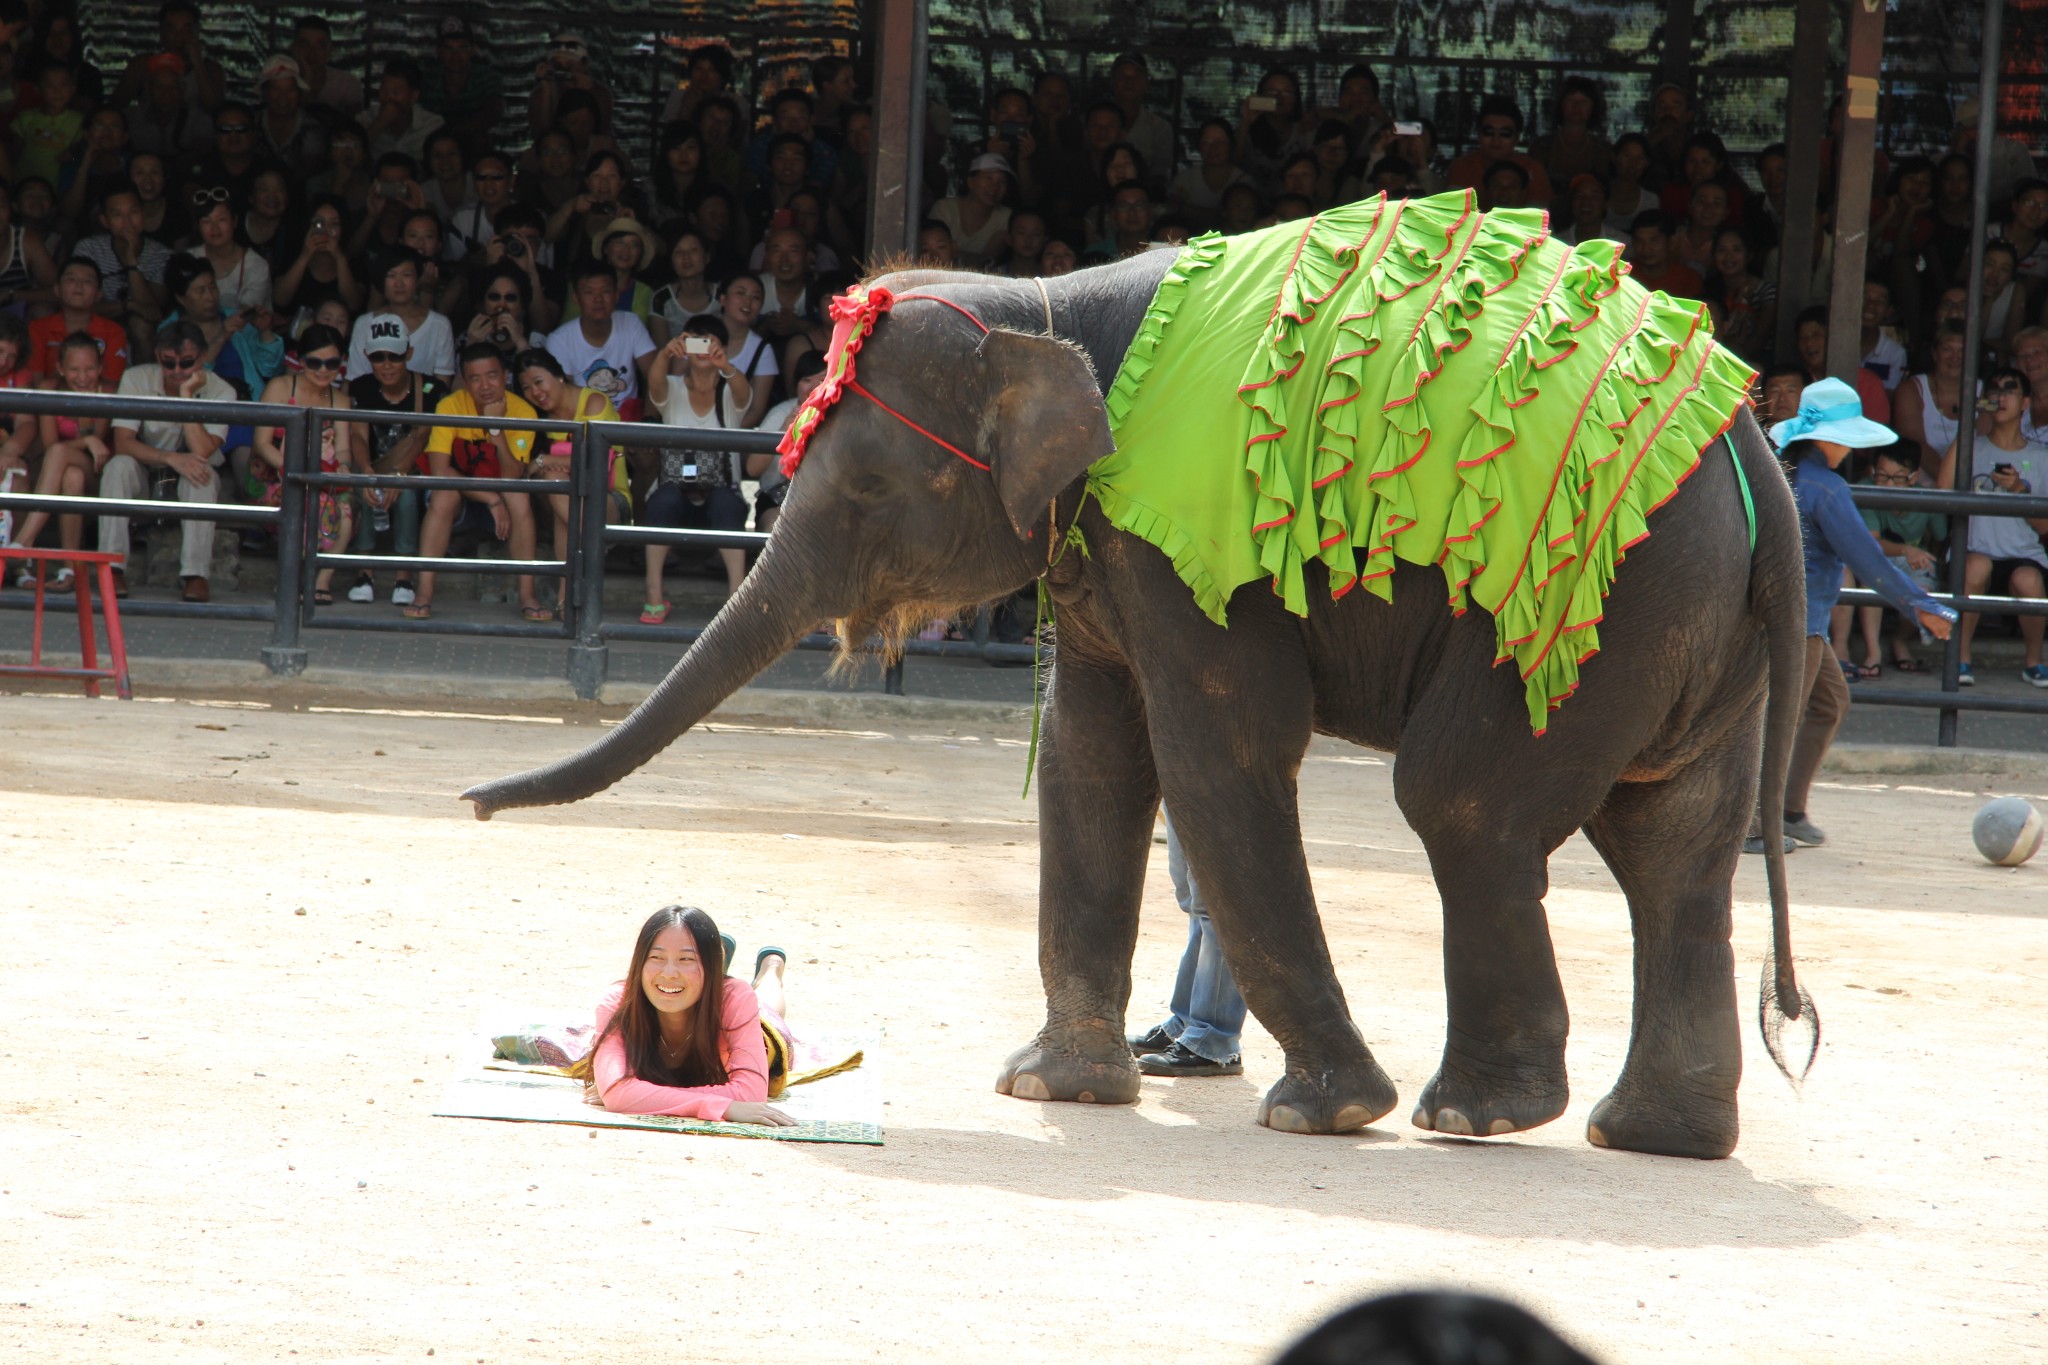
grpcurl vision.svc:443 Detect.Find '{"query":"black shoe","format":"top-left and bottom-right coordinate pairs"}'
top-left (1127, 1024), bottom-right (1176, 1056)
top-left (1137, 1040), bottom-right (1244, 1077)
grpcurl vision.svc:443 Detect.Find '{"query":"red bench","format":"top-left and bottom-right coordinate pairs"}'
top-left (0, 547), bottom-right (131, 699)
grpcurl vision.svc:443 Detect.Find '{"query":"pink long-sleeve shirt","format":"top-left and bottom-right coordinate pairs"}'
top-left (591, 978), bottom-right (769, 1121)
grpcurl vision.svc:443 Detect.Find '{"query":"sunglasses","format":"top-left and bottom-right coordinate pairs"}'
top-left (1479, 124), bottom-right (1516, 137)
top-left (216, 123), bottom-right (252, 135)
top-left (475, 171), bottom-right (509, 182)
top-left (484, 291), bottom-right (520, 303)
top-left (1989, 380), bottom-right (2024, 394)
top-left (301, 354), bottom-right (344, 371)
top-left (551, 39), bottom-right (586, 52)
top-left (189, 185), bottom-right (231, 206)
top-left (157, 354), bottom-right (199, 371)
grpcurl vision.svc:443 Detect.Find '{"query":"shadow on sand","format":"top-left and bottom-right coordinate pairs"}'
top-left (817, 1076), bottom-right (1859, 1251)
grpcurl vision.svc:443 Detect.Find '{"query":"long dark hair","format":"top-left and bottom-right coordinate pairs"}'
top-left (574, 906), bottom-right (729, 1090)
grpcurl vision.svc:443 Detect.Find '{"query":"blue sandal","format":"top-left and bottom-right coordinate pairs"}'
top-left (754, 946), bottom-right (787, 977)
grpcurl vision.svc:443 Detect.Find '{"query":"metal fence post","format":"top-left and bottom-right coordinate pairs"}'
top-left (883, 656), bottom-right (905, 695)
top-left (260, 406), bottom-right (311, 676)
top-left (1939, 0), bottom-right (2005, 749)
top-left (567, 423), bottom-right (610, 701)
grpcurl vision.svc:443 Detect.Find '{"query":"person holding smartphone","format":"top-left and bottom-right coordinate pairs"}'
top-left (1934, 366), bottom-right (2048, 686)
top-left (640, 314), bottom-right (757, 618)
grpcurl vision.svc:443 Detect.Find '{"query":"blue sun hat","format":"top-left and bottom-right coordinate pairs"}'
top-left (1768, 376), bottom-right (1898, 450)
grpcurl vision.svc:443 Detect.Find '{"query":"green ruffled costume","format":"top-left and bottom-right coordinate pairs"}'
top-left (1086, 191), bottom-right (1756, 732)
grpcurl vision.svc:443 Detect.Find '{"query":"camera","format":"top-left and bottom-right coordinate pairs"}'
top-left (999, 121), bottom-right (1027, 141)
top-left (1394, 121), bottom-right (1424, 137)
top-left (491, 328), bottom-right (513, 348)
top-left (504, 235), bottom-right (527, 258)
top-left (684, 336), bottom-right (712, 355)
top-left (591, 201), bottom-right (616, 217)
top-left (375, 180), bottom-right (407, 199)
top-left (1247, 95), bottom-right (1278, 113)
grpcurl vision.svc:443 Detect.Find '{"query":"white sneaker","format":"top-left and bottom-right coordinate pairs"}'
top-left (346, 575), bottom-right (375, 603)
top-left (391, 581), bottom-right (416, 606)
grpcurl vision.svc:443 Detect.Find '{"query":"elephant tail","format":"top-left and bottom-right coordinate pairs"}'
top-left (1735, 408), bottom-right (1819, 1085)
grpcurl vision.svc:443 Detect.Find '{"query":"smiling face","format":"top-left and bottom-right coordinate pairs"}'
top-left (1041, 239), bottom-right (1077, 275)
top-left (1688, 182), bottom-right (1727, 232)
top-left (1796, 319), bottom-right (1827, 370)
top-left (1711, 229), bottom-right (1750, 279)
top-left (251, 172), bottom-right (288, 219)
top-left (402, 215), bottom-right (440, 259)
top-left (640, 925), bottom-right (706, 1016)
top-left (2014, 332), bottom-right (2048, 393)
top-left (58, 341), bottom-right (103, 393)
top-left (519, 365), bottom-right (566, 414)
top-left (195, 200), bottom-right (235, 247)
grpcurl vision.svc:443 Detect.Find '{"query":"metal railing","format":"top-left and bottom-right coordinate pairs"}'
top-left (4, 388), bottom-right (2041, 741)
top-left (1840, 483), bottom-right (2048, 744)
top-left (0, 388), bottom-right (1033, 700)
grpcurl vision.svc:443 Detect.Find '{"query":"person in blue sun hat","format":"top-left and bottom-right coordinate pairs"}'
top-left (1747, 377), bottom-right (1959, 855)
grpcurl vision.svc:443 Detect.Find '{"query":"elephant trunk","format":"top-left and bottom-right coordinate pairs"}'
top-left (462, 541), bottom-right (820, 820)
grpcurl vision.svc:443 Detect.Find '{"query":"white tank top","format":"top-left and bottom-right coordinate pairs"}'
top-left (1912, 372), bottom-right (1962, 453)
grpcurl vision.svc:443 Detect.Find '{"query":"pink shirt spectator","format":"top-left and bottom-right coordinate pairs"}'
top-left (590, 977), bottom-right (768, 1121)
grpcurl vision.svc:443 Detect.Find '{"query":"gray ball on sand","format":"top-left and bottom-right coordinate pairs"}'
top-left (1972, 796), bottom-right (2044, 867)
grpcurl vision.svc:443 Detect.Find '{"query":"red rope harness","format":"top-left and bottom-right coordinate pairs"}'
top-left (776, 285), bottom-right (992, 479)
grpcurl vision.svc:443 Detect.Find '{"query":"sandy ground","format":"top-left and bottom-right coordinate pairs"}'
top-left (2, 690), bottom-right (2045, 1364)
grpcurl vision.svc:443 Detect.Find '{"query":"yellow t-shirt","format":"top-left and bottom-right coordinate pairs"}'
top-left (425, 390), bottom-right (537, 476)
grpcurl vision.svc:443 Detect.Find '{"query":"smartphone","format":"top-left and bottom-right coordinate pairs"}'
top-left (590, 201), bottom-right (616, 217)
top-left (1394, 121), bottom-right (1423, 137)
top-left (684, 336), bottom-right (712, 355)
top-left (1247, 95), bottom-right (1278, 114)
top-left (682, 463), bottom-right (700, 480)
top-left (375, 180), bottom-right (407, 199)
top-left (999, 121), bottom-right (1026, 141)
top-left (1994, 462), bottom-right (2016, 475)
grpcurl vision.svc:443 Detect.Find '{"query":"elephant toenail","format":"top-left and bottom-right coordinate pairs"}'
top-left (1266, 1104), bottom-right (1313, 1133)
top-left (1411, 1106), bottom-right (1433, 1130)
top-left (1435, 1108), bottom-right (1474, 1136)
top-left (1488, 1117), bottom-right (1516, 1136)
top-left (1076, 1090), bottom-right (1096, 1103)
top-left (1332, 1105), bottom-right (1373, 1132)
top-left (1587, 1121), bottom-right (1610, 1147)
top-left (1010, 1074), bottom-right (1053, 1101)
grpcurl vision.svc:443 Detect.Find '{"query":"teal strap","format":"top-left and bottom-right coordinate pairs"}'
top-left (1730, 437), bottom-right (1757, 553)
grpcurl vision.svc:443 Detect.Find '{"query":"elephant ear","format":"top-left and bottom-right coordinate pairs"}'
top-left (976, 327), bottom-right (1115, 542)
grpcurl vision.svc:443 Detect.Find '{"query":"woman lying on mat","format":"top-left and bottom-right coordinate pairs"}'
top-left (567, 904), bottom-right (797, 1126)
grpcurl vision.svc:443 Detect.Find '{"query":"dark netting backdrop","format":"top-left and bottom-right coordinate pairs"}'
top-left (69, 0), bottom-right (2045, 187)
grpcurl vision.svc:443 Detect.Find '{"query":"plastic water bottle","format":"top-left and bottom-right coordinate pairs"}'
top-left (0, 467), bottom-right (20, 546)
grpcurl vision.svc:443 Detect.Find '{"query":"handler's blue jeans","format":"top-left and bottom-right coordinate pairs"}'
top-left (1157, 812), bottom-right (1247, 1062)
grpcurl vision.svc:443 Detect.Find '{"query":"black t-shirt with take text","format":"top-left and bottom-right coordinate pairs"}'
top-left (348, 373), bottom-right (450, 469)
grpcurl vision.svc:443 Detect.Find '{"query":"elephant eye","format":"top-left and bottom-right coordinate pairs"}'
top-left (850, 472), bottom-right (890, 500)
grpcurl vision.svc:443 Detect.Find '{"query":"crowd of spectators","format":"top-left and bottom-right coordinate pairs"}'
top-left (0, 1), bottom-right (2040, 644)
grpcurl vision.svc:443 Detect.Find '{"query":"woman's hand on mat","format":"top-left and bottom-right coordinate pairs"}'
top-left (724, 1102), bottom-right (796, 1127)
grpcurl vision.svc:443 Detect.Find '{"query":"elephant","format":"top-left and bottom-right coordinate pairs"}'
top-left (465, 232), bottom-right (1813, 1162)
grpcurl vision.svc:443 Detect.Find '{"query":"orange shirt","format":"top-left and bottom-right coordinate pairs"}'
top-left (28, 313), bottom-right (130, 383)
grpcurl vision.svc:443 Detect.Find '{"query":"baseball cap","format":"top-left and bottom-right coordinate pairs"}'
top-left (364, 313), bottom-right (411, 357)
top-left (256, 54), bottom-right (308, 91)
top-left (968, 153), bottom-right (1014, 177)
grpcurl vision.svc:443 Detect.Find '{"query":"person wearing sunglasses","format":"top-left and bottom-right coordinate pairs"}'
top-left (1934, 367), bottom-right (2048, 687)
top-left (462, 265), bottom-right (532, 363)
top-left (102, 319), bottom-right (236, 603)
top-left (253, 323), bottom-right (360, 606)
top-left (185, 99), bottom-right (268, 206)
top-left (1446, 95), bottom-right (1553, 207)
top-left (447, 151), bottom-right (515, 260)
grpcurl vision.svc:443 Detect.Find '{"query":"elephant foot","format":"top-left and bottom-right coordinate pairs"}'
top-left (1411, 1042), bottom-right (1568, 1138)
top-left (996, 1024), bottom-right (1140, 1106)
top-left (1586, 1082), bottom-right (1738, 1160)
top-left (1257, 1057), bottom-right (1399, 1136)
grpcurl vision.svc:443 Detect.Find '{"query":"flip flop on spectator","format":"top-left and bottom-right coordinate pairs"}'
top-left (639, 601), bottom-right (671, 625)
top-left (521, 604), bottom-right (553, 622)
top-left (1891, 656), bottom-right (1928, 673)
top-left (1837, 659), bottom-right (1859, 682)
top-left (401, 602), bottom-right (432, 620)
top-left (755, 946), bottom-right (787, 977)
top-left (1853, 662), bottom-right (1881, 680)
